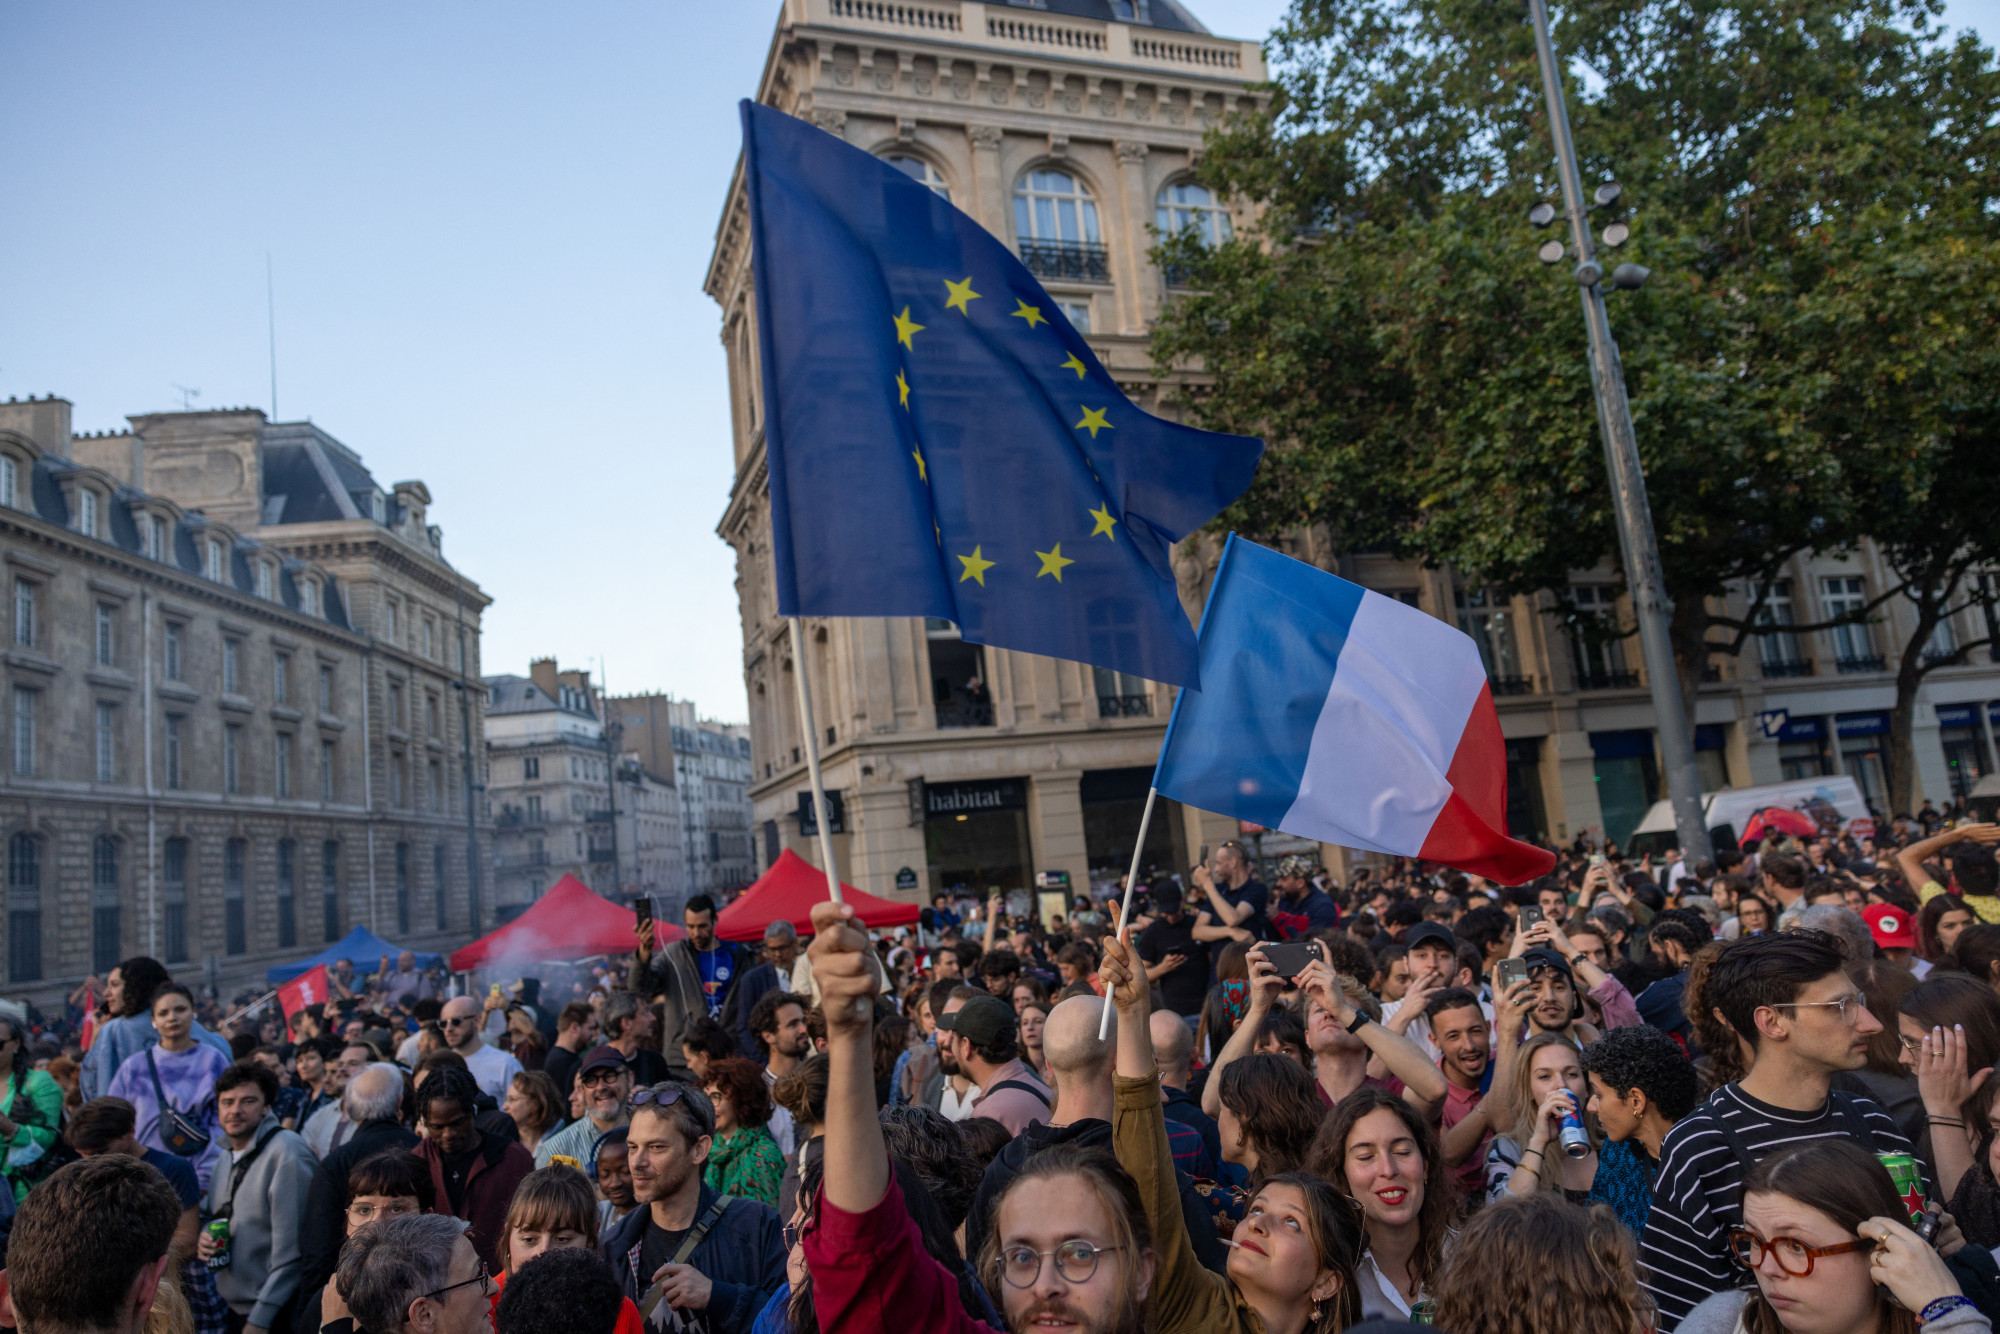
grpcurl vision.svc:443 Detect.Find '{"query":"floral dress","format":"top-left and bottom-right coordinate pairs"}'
top-left (705, 1123), bottom-right (784, 1208)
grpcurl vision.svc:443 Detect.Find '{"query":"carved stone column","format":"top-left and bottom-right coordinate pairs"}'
top-left (1113, 140), bottom-right (1153, 332)
top-left (966, 123), bottom-right (1006, 236)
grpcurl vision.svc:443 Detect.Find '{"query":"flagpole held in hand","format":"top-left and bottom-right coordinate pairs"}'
top-left (1099, 786), bottom-right (1158, 1041)
top-left (789, 616), bottom-right (845, 906)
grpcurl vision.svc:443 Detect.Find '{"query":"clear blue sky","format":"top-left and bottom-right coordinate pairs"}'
top-left (4, 0), bottom-right (1990, 723)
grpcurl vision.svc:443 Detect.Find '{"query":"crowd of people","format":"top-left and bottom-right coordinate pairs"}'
top-left (2, 816), bottom-right (2000, 1334)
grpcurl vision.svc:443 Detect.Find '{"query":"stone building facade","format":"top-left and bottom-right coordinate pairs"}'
top-left (0, 396), bottom-right (490, 1006)
top-left (611, 694), bottom-right (754, 905)
top-left (708, 1), bottom-right (2000, 902)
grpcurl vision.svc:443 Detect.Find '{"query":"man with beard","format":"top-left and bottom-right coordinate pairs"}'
top-left (535, 1046), bottom-right (634, 1168)
top-left (804, 899), bottom-right (1159, 1334)
top-left (1266, 856), bottom-right (1340, 940)
top-left (747, 990), bottom-right (807, 1157)
top-left (414, 1066), bottom-right (534, 1270)
top-left (599, 1080), bottom-right (783, 1334)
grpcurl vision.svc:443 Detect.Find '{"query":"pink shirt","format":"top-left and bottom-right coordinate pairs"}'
top-left (1440, 1075), bottom-right (1490, 1195)
top-left (966, 1059), bottom-right (1052, 1135)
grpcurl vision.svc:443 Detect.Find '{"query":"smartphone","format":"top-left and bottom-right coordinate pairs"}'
top-left (488, 982), bottom-right (502, 1001)
top-left (1261, 940), bottom-right (1325, 981)
top-left (1519, 904), bottom-right (1545, 932)
top-left (1496, 957), bottom-right (1530, 993)
top-left (1589, 853), bottom-right (1605, 868)
top-left (1196, 844), bottom-right (1209, 874)
top-left (633, 896), bottom-right (653, 932)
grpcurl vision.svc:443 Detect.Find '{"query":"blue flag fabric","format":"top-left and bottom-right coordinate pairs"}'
top-left (740, 100), bottom-right (1263, 687)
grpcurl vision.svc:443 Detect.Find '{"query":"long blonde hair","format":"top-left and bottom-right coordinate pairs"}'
top-left (1503, 1032), bottom-right (1597, 1182)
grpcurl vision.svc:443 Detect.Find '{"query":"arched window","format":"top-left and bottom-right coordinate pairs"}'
top-left (1014, 170), bottom-right (1107, 281)
top-left (1156, 180), bottom-right (1233, 247)
top-left (92, 836), bottom-right (120, 974)
top-left (9, 834), bottom-right (40, 983)
top-left (884, 155), bottom-right (950, 200)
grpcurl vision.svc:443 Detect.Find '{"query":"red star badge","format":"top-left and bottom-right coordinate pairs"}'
top-left (1900, 1184), bottom-right (1927, 1220)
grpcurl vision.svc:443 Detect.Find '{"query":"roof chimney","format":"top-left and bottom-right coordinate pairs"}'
top-left (528, 658), bottom-right (560, 700)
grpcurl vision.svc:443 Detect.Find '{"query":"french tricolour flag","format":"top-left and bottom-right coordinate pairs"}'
top-left (1155, 537), bottom-right (1557, 885)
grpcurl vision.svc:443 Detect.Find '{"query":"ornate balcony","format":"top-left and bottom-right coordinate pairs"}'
top-left (1017, 241), bottom-right (1110, 283)
top-left (1097, 693), bottom-right (1153, 717)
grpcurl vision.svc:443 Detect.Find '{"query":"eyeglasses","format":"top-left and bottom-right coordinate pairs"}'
top-left (580, 1068), bottom-right (626, 1087)
top-left (1898, 1032), bottom-right (1926, 1057)
top-left (1727, 1227), bottom-right (1872, 1276)
top-left (1774, 995), bottom-right (1871, 1026)
top-left (423, 1261), bottom-right (493, 1301)
top-left (999, 1240), bottom-right (1122, 1289)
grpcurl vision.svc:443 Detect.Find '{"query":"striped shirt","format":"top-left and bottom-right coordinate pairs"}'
top-left (1639, 1082), bottom-right (1911, 1331)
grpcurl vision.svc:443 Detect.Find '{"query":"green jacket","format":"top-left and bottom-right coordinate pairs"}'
top-left (1, 1068), bottom-right (64, 1201)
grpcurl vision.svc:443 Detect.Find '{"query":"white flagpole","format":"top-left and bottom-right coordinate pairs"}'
top-left (1099, 786), bottom-right (1159, 1040)
top-left (222, 988), bottom-right (282, 1030)
top-left (788, 617), bottom-right (845, 905)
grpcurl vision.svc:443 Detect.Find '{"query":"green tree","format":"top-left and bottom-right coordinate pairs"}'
top-left (1153, 0), bottom-right (2000, 752)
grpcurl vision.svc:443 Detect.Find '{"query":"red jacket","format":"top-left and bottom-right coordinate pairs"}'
top-left (419, 1131), bottom-right (536, 1269)
top-left (805, 1174), bottom-right (1000, 1334)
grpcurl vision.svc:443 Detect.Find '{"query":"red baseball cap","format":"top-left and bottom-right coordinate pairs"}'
top-left (1867, 905), bottom-right (1916, 949)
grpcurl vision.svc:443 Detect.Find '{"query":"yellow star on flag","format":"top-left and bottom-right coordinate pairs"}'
top-left (1088, 504), bottom-right (1118, 540)
top-left (957, 546), bottom-right (996, 585)
top-left (912, 449), bottom-right (927, 481)
top-left (1035, 543), bottom-right (1076, 582)
top-left (896, 369), bottom-right (910, 408)
top-left (1011, 299), bottom-right (1047, 329)
top-left (1061, 353), bottom-right (1089, 379)
top-left (894, 306), bottom-right (926, 348)
top-left (1075, 406), bottom-right (1113, 438)
top-left (944, 277), bottom-right (982, 315)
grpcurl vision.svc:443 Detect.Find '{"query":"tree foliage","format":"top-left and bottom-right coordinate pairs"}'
top-left (1154, 0), bottom-right (2000, 795)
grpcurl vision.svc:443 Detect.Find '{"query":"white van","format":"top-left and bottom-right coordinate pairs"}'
top-left (1626, 776), bottom-right (1873, 857)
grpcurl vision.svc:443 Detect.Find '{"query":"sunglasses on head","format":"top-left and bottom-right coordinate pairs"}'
top-left (629, 1086), bottom-right (690, 1110)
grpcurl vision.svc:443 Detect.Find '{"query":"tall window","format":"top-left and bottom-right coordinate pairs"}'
top-left (164, 715), bottom-right (185, 789)
top-left (276, 839), bottom-right (296, 948)
top-left (523, 756), bottom-right (539, 780)
top-left (77, 489), bottom-right (99, 538)
top-left (0, 457), bottom-right (15, 509)
top-left (274, 732), bottom-right (293, 799)
top-left (1156, 180), bottom-right (1233, 246)
top-left (319, 665), bottom-right (334, 714)
top-left (205, 539), bottom-right (224, 582)
top-left (163, 837), bottom-right (188, 963)
top-left (223, 725), bottom-right (241, 794)
top-left (274, 654), bottom-right (289, 705)
top-left (1456, 588), bottom-right (1525, 688)
top-left (320, 739), bottom-right (336, 802)
top-left (1755, 580), bottom-right (1806, 670)
top-left (146, 514), bottom-right (166, 561)
top-left (92, 836), bottom-right (120, 974)
top-left (421, 619), bottom-right (435, 659)
top-left (433, 843), bottom-right (447, 930)
top-left (391, 753), bottom-right (406, 807)
top-left (11, 688), bottom-right (33, 777)
top-left (12, 580), bottom-right (34, 647)
top-left (8, 834), bottom-right (40, 983)
top-left (301, 581), bottom-right (318, 617)
top-left (1821, 576), bottom-right (1876, 665)
top-left (164, 622), bottom-right (184, 680)
top-left (95, 701), bottom-right (116, 783)
top-left (426, 693), bottom-right (441, 736)
top-left (321, 840), bottom-right (340, 941)
top-left (1566, 585), bottom-right (1632, 688)
top-left (223, 639), bottom-right (240, 694)
top-left (389, 682), bottom-right (404, 729)
top-left (256, 562), bottom-right (272, 599)
top-left (95, 604), bottom-right (116, 666)
top-left (1015, 170), bottom-right (1101, 246)
top-left (385, 599), bottom-right (399, 643)
top-left (884, 154), bottom-right (950, 199)
top-left (429, 758), bottom-right (444, 811)
top-left (224, 838), bottom-right (247, 955)
top-left (395, 842), bottom-right (411, 935)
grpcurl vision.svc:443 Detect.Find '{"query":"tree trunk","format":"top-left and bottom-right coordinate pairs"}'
top-left (1888, 600), bottom-right (1938, 818)
top-left (1666, 589), bottom-right (1711, 783)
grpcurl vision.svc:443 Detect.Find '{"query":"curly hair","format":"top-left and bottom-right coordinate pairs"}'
top-left (1579, 1024), bottom-right (1702, 1122)
top-left (1218, 1053), bottom-right (1324, 1192)
top-left (702, 1056), bottom-right (772, 1129)
top-left (1308, 1088), bottom-right (1453, 1300)
top-left (879, 1105), bottom-right (983, 1230)
top-left (1682, 941), bottom-right (1746, 1091)
top-left (1432, 1194), bottom-right (1650, 1334)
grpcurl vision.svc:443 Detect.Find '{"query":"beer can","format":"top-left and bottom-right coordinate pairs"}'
top-left (1559, 1104), bottom-right (1591, 1159)
top-left (204, 1217), bottom-right (231, 1271)
top-left (1878, 1152), bottom-right (1927, 1226)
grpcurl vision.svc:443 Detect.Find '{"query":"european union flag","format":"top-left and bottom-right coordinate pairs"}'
top-left (741, 100), bottom-right (1263, 687)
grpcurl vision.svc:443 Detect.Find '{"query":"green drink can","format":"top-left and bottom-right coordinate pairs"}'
top-left (1878, 1152), bottom-right (1926, 1226)
top-left (204, 1217), bottom-right (231, 1271)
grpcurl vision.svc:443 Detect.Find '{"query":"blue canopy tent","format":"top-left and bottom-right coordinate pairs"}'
top-left (266, 927), bottom-right (443, 985)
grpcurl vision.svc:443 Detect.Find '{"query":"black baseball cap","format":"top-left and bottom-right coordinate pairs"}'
top-left (578, 1045), bottom-right (628, 1078)
top-left (935, 993), bottom-right (1016, 1047)
top-left (1521, 947), bottom-right (1574, 986)
top-left (1403, 922), bottom-right (1458, 954)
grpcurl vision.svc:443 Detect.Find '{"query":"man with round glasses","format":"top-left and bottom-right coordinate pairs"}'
top-left (1639, 929), bottom-right (1914, 1330)
top-left (802, 898), bottom-right (1158, 1334)
top-left (535, 1046), bottom-right (635, 1169)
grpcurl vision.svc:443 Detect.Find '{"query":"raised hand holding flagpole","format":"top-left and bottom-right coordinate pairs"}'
top-left (789, 617), bottom-right (844, 907)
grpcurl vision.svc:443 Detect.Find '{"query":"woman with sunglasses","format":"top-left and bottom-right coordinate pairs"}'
top-left (1678, 1138), bottom-right (1982, 1334)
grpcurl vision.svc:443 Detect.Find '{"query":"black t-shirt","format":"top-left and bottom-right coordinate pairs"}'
top-left (625, 1047), bottom-right (671, 1088)
top-left (640, 1214), bottom-right (691, 1283)
top-left (439, 1143), bottom-right (480, 1214)
top-left (1137, 914), bottom-right (1210, 1016)
top-left (1204, 877), bottom-right (1271, 961)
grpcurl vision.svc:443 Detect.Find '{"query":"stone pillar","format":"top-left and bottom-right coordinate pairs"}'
top-left (1028, 770), bottom-right (1090, 893)
top-left (1113, 140), bottom-right (1153, 334)
top-left (849, 783), bottom-right (930, 904)
top-left (1548, 729), bottom-right (1603, 845)
top-left (966, 124), bottom-right (1007, 237)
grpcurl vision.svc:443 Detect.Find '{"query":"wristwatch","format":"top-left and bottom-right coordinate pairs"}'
top-left (1345, 1011), bottom-right (1371, 1035)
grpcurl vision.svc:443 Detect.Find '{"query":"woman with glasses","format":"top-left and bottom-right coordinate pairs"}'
top-left (308, 1149), bottom-right (435, 1334)
top-left (490, 1165), bottom-right (644, 1334)
top-left (1678, 1138), bottom-right (1982, 1334)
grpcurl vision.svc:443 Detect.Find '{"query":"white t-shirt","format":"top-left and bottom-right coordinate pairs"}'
top-left (461, 1042), bottom-right (525, 1101)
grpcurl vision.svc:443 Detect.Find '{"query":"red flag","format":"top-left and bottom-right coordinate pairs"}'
top-left (278, 964), bottom-right (330, 1019)
top-left (79, 983), bottom-right (98, 1052)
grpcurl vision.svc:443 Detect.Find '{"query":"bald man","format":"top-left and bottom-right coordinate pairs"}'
top-left (963, 993), bottom-right (1226, 1271)
top-left (440, 995), bottom-right (522, 1100)
top-left (1150, 1009), bottom-right (1222, 1170)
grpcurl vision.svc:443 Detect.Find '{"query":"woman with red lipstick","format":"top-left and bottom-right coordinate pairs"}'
top-left (1675, 1138), bottom-right (1981, 1334)
top-left (1101, 930), bottom-right (1364, 1334)
top-left (1308, 1089), bottom-right (1454, 1320)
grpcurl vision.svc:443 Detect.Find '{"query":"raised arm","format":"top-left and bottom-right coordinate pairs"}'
top-left (1200, 946), bottom-right (1282, 1119)
top-left (1296, 958), bottom-right (1447, 1113)
top-left (808, 901), bottom-right (889, 1214)
top-left (1900, 823), bottom-right (2000, 899)
top-left (983, 891), bottom-right (1004, 952)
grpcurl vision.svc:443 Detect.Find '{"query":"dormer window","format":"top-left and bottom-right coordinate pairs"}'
top-left (0, 457), bottom-right (15, 510)
top-left (301, 580), bottom-right (318, 617)
top-left (145, 515), bottom-right (166, 561)
top-left (76, 489), bottom-right (98, 538)
top-left (205, 539), bottom-right (224, 582)
top-left (257, 563), bottom-right (273, 599)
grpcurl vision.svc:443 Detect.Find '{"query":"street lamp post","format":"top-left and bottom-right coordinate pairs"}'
top-left (1526, 0), bottom-right (1712, 865)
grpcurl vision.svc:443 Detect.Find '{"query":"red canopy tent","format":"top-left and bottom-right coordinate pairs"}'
top-left (449, 874), bottom-right (682, 971)
top-left (715, 849), bottom-right (921, 942)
